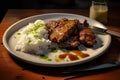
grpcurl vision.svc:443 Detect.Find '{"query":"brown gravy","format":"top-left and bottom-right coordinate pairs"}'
top-left (59, 50), bottom-right (89, 61)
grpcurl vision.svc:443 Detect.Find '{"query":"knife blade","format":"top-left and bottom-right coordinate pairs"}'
top-left (62, 61), bottom-right (120, 74)
top-left (90, 26), bottom-right (120, 37)
top-left (64, 62), bottom-right (120, 80)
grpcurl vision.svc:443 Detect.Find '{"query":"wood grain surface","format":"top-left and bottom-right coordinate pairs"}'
top-left (0, 9), bottom-right (120, 80)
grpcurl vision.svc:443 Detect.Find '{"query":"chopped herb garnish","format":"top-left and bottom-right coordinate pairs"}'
top-left (48, 59), bottom-right (52, 61)
top-left (40, 55), bottom-right (48, 59)
top-left (29, 22), bottom-right (45, 33)
top-left (51, 48), bottom-right (58, 53)
top-left (34, 34), bottom-right (39, 38)
top-left (28, 39), bottom-right (32, 43)
top-left (39, 55), bottom-right (52, 61)
top-left (28, 21), bottom-right (45, 39)
top-left (17, 32), bottom-right (21, 35)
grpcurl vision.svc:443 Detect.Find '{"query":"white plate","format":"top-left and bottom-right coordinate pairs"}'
top-left (3, 13), bottom-right (111, 67)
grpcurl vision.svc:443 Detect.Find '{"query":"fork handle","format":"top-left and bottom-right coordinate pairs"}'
top-left (106, 30), bottom-right (120, 37)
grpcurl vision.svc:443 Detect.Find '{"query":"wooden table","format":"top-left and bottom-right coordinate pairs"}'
top-left (0, 9), bottom-right (120, 80)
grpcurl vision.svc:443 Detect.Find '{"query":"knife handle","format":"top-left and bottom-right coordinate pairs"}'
top-left (106, 30), bottom-right (120, 37)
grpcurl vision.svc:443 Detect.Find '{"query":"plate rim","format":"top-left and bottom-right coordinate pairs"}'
top-left (2, 13), bottom-right (111, 67)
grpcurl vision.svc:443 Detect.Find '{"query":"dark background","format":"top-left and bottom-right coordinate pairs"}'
top-left (0, 0), bottom-right (120, 22)
top-left (1, 0), bottom-right (120, 9)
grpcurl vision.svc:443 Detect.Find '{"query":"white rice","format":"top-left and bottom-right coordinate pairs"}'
top-left (15, 20), bottom-right (51, 55)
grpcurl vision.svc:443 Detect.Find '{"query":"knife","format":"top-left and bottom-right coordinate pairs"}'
top-left (63, 62), bottom-right (120, 80)
top-left (62, 62), bottom-right (120, 75)
top-left (90, 26), bottom-right (120, 37)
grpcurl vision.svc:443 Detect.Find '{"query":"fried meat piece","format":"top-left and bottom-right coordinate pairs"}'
top-left (79, 28), bottom-right (96, 47)
top-left (46, 18), bottom-right (96, 49)
top-left (46, 18), bottom-right (80, 43)
top-left (58, 36), bottom-right (80, 49)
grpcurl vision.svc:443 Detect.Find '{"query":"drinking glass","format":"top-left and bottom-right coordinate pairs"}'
top-left (89, 1), bottom-right (108, 23)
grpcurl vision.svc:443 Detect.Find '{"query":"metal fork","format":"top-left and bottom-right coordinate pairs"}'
top-left (90, 26), bottom-right (120, 37)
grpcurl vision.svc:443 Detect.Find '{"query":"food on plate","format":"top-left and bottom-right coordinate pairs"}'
top-left (56, 50), bottom-right (89, 62)
top-left (15, 20), bottom-right (52, 55)
top-left (58, 36), bottom-right (80, 49)
top-left (46, 18), bottom-right (96, 49)
top-left (46, 18), bottom-right (80, 43)
top-left (79, 28), bottom-right (96, 47)
top-left (14, 18), bottom-right (97, 62)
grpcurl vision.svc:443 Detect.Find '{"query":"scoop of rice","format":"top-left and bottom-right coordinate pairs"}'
top-left (15, 20), bottom-right (51, 55)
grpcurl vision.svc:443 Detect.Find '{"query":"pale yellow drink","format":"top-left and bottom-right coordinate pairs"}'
top-left (89, 2), bottom-right (108, 23)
